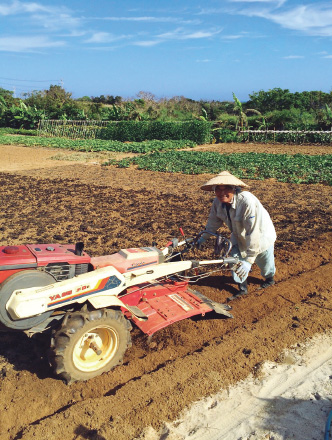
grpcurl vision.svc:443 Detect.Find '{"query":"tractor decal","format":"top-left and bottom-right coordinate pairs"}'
top-left (47, 275), bottom-right (122, 307)
top-left (49, 290), bottom-right (73, 302)
top-left (127, 260), bottom-right (158, 270)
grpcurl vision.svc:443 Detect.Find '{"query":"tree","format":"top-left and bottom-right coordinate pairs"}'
top-left (76, 96), bottom-right (92, 102)
top-left (2, 100), bottom-right (45, 129)
top-left (247, 88), bottom-right (293, 113)
top-left (0, 87), bottom-right (16, 107)
top-left (246, 88), bottom-right (332, 114)
top-left (136, 91), bottom-right (156, 102)
top-left (233, 93), bottom-right (265, 130)
top-left (316, 104), bottom-right (332, 130)
top-left (232, 93), bottom-right (247, 130)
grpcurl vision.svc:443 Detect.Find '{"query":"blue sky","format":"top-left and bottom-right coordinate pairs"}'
top-left (0, 0), bottom-right (332, 101)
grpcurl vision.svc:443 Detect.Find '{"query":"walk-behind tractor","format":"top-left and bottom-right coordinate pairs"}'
top-left (0, 230), bottom-right (239, 383)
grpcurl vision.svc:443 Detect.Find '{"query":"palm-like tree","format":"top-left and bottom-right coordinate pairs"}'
top-left (233, 92), bottom-right (266, 131)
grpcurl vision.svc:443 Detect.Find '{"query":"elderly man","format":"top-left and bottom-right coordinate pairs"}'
top-left (198, 171), bottom-right (276, 296)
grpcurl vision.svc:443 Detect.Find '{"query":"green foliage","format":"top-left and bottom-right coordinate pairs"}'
top-left (316, 104), bottom-right (332, 130)
top-left (0, 100), bottom-right (46, 129)
top-left (0, 95), bottom-right (8, 118)
top-left (0, 84), bottom-right (332, 133)
top-left (99, 103), bottom-right (142, 121)
top-left (213, 114), bottom-right (237, 130)
top-left (232, 92), bottom-right (247, 130)
top-left (200, 101), bottom-right (229, 120)
top-left (0, 127), bottom-right (37, 136)
top-left (212, 128), bottom-right (238, 143)
top-left (263, 108), bottom-right (316, 130)
top-left (247, 88), bottom-right (332, 113)
top-left (232, 93), bottom-right (265, 131)
top-left (0, 134), bottom-right (195, 153)
top-left (247, 89), bottom-right (294, 113)
top-left (241, 130), bottom-right (332, 144)
top-left (99, 121), bottom-right (212, 143)
top-left (23, 85), bottom-right (86, 121)
top-left (91, 94), bottom-right (122, 105)
top-left (0, 88), bottom-right (16, 108)
top-left (116, 151), bottom-right (332, 185)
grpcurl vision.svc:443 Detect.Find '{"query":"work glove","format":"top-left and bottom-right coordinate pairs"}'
top-left (234, 260), bottom-right (251, 281)
top-left (195, 237), bottom-right (205, 250)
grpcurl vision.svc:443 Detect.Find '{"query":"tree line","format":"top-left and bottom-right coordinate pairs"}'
top-left (0, 85), bottom-right (332, 131)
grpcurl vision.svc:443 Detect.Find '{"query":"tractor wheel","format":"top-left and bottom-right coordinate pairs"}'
top-left (49, 308), bottom-right (132, 384)
top-left (0, 270), bottom-right (55, 331)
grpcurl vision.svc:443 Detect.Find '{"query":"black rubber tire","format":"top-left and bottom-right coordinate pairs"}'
top-left (49, 308), bottom-right (132, 384)
top-left (0, 270), bottom-right (55, 331)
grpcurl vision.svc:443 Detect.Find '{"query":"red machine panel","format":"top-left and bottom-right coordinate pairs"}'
top-left (90, 247), bottom-right (161, 273)
top-left (0, 245), bottom-right (36, 268)
top-left (0, 244), bottom-right (37, 284)
top-left (26, 244), bottom-right (90, 266)
top-left (122, 281), bottom-right (213, 335)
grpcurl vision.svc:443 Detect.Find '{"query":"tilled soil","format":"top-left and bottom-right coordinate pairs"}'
top-left (0, 143), bottom-right (331, 440)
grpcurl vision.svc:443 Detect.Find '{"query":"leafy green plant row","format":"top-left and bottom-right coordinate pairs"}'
top-left (242, 131), bottom-right (332, 144)
top-left (0, 134), bottom-right (196, 153)
top-left (214, 128), bottom-right (332, 144)
top-left (112, 151), bottom-right (332, 185)
top-left (0, 127), bottom-right (37, 136)
top-left (99, 120), bottom-right (212, 144)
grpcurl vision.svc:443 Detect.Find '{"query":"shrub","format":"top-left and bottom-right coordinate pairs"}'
top-left (98, 121), bottom-right (212, 144)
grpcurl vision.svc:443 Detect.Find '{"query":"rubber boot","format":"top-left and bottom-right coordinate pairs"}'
top-left (261, 277), bottom-right (275, 289)
top-left (237, 280), bottom-right (248, 295)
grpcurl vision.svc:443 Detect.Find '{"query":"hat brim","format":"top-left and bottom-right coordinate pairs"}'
top-left (201, 174), bottom-right (249, 191)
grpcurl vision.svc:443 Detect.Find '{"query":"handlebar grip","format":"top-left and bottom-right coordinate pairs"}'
top-left (222, 257), bottom-right (239, 265)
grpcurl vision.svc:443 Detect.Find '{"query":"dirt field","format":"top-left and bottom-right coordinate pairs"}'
top-left (0, 143), bottom-right (331, 440)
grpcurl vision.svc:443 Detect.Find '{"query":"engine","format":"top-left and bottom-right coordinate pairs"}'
top-left (0, 243), bottom-right (91, 285)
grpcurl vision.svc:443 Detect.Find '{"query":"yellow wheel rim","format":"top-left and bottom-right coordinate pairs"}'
top-left (72, 325), bottom-right (119, 372)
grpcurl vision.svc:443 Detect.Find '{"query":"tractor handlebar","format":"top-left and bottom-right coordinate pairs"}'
top-left (162, 230), bottom-right (232, 260)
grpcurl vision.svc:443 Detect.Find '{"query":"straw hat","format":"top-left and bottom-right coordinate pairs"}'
top-left (201, 170), bottom-right (249, 191)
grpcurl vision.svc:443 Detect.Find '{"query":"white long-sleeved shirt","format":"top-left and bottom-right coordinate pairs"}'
top-left (203, 191), bottom-right (276, 264)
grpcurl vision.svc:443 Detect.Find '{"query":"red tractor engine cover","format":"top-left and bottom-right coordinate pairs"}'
top-left (0, 244), bottom-right (91, 284)
top-left (91, 247), bottom-right (164, 274)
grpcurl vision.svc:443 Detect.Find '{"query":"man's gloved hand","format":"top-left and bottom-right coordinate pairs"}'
top-left (235, 260), bottom-right (251, 280)
top-left (196, 237), bottom-right (205, 250)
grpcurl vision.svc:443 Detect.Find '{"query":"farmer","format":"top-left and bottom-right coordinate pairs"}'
top-left (197, 171), bottom-right (276, 296)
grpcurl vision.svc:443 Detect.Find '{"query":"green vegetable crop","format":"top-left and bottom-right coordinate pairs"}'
top-left (0, 134), bottom-right (196, 153)
top-left (117, 151), bottom-right (332, 185)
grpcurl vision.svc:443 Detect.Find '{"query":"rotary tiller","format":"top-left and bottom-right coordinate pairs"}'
top-left (0, 230), bottom-right (238, 383)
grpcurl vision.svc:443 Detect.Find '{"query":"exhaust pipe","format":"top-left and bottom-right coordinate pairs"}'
top-left (75, 242), bottom-right (84, 256)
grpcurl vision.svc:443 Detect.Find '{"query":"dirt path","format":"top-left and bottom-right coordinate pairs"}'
top-left (0, 143), bottom-right (331, 440)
